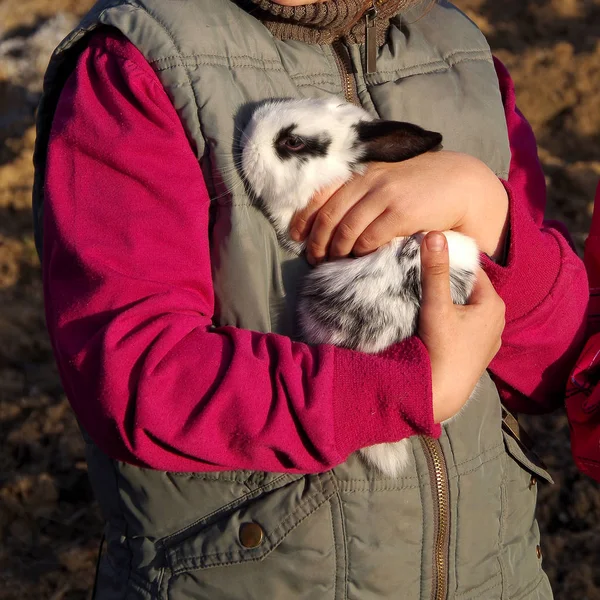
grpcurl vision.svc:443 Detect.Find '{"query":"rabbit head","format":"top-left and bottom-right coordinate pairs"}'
top-left (240, 98), bottom-right (442, 250)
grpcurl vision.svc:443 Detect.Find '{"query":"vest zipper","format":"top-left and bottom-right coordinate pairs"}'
top-left (333, 0), bottom-right (387, 101)
top-left (420, 437), bottom-right (450, 600)
top-left (332, 40), bottom-right (360, 105)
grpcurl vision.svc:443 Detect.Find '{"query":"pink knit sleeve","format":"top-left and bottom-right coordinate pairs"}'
top-left (43, 30), bottom-right (438, 474)
top-left (483, 58), bottom-right (588, 414)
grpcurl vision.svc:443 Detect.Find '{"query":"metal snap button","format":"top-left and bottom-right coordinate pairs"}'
top-left (529, 476), bottom-right (537, 489)
top-left (239, 522), bottom-right (264, 549)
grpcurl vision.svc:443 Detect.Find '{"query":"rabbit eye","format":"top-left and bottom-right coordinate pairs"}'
top-left (273, 127), bottom-right (331, 160)
top-left (280, 135), bottom-right (306, 152)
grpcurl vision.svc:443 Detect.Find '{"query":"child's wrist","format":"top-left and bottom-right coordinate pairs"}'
top-left (461, 170), bottom-right (510, 260)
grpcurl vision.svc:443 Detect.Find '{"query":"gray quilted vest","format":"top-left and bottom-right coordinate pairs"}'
top-left (32, 1), bottom-right (555, 598)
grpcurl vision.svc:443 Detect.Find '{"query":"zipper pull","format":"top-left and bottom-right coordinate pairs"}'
top-left (365, 3), bottom-right (378, 74)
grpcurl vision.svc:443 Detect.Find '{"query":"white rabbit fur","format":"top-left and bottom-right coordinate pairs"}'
top-left (241, 98), bottom-right (479, 477)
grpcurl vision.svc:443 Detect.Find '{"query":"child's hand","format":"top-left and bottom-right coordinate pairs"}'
top-left (290, 151), bottom-right (509, 264)
top-left (418, 232), bottom-right (505, 423)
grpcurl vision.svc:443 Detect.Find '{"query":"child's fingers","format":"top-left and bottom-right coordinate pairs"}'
top-left (351, 206), bottom-right (399, 257)
top-left (420, 232), bottom-right (452, 311)
top-left (290, 181), bottom-right (344, 242)
top-left (304, 186), bottom-right (368, 264)
top-left (329, 194), bottom-right (387, 259)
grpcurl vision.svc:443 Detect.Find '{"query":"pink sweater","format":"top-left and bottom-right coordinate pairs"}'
top-left (43, 32), bottom-right (588, 473)
top-left (567, 181), bottom-right (600, 481)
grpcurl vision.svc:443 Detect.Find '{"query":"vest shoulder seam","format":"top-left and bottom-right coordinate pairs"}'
top-left (153, 58), bottom-right (286, 73)
top-left (149, 53), bottom-right (283, 66)
top-left (371, 48), bottom-right (492, 78)
top-left (154, 65), bottom-right (341, 89)
top-left (151, 55), bottom-right (319, 74)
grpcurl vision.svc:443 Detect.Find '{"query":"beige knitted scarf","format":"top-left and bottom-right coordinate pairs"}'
top-left (243, 0), bottom-right (411, 45)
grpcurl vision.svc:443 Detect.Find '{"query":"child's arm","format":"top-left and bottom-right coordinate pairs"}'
top-left (566, 182), bottom-right (600, 481)
top-left (482, 59), bottom-right (588, 414)
top-left (286, 57), bottom-right (587, 418)
top-left (44, 32), bottom-right (442, 473)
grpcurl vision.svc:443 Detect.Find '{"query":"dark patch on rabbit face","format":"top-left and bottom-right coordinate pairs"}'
top-left (274, 125), bottom-right (333, 162)
top-left (240, 99), bottom-right (370, 241)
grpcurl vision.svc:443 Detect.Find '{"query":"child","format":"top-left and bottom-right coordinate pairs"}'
top-left (33, 0), bottom-right (588, 597)
top-left (567, 181), bottom-right (600, 482)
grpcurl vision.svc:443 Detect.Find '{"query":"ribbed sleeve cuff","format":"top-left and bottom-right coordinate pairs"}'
top-left (332, 337), bottom-right (440, 461)
top-left (481, 180), bottom-right (565, 323)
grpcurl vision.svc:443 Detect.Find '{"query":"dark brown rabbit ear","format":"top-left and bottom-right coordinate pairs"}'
top-left (355, 120), bottom-right (442, 163)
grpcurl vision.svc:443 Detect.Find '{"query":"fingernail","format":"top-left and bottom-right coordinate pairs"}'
top-left (426, 232), bottom-right (446, 252)
top-left (290, 228), bottom-right (302, 242)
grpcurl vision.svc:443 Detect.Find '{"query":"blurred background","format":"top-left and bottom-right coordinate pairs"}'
top-left (0, 0), bottom-right (599, 598)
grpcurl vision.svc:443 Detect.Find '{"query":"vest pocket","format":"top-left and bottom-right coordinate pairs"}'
top-left (159, 472), bottom-right (339, 600)
top-left (500, 429), bottom-right (554, 600)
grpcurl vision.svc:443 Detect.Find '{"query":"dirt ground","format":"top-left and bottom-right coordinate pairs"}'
top-left (0, 1), bottom-right (599, 598)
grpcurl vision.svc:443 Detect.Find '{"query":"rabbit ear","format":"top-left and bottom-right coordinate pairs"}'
top-left (356, 120), bottom-right (442, 163)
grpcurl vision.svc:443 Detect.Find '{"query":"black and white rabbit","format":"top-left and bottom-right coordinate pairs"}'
top-left (241, 98), bottom-right (479, 477)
